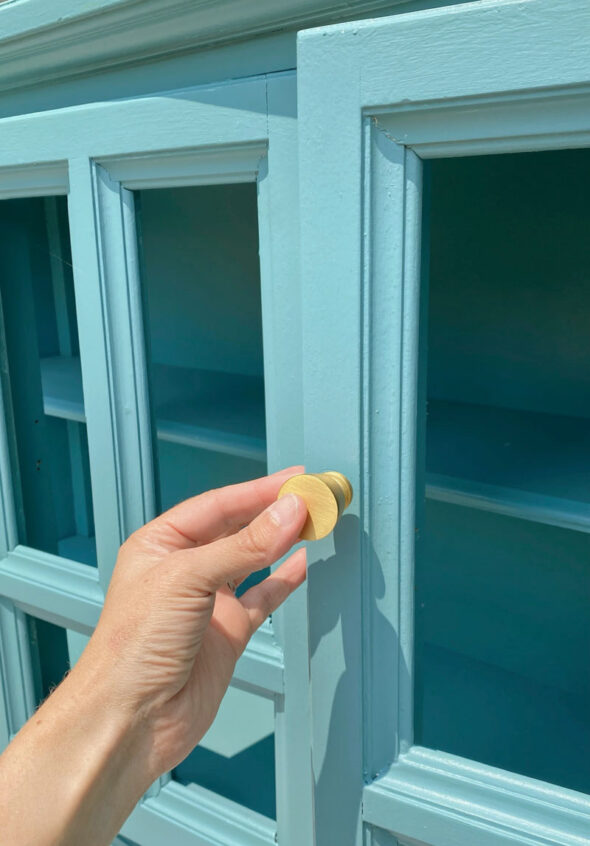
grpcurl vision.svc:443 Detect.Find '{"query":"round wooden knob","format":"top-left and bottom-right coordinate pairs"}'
top-left (277, 472), bottom-right (353, 540)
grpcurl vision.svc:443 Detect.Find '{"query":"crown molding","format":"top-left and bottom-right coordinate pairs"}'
top-left (0, 0), bottom-right (402, 94)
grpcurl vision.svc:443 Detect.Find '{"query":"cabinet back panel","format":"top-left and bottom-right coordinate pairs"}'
top-left (137, 184), bottom-right (264, 377)
top-left (157, 441), bottom-right (265, 514)
top-left (415, 501), bottom-right (590, 794)
top-left (428, 148), bottom-right (590, 419)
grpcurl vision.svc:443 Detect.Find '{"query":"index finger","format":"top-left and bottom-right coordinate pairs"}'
top-left (137, 466), bottom-right (304, 552)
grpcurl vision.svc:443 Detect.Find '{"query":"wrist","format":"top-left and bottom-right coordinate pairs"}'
top-left (32, 665), bottom-right (154, 846)
top-left (62, 656), bottom-right (159, 792)
top-left (48, 662), bottom-right (156, 845)
top-left (0, 656), bottom-right (157, 846)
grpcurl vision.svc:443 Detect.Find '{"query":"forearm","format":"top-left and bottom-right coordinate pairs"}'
top-left (0, 658), bottom-right (155, 846)
top-left (0, 471), bottom-right (306, 845)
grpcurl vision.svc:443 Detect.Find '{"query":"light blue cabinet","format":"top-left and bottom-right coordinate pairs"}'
top-left (0, 1), bottom-right (589, 844)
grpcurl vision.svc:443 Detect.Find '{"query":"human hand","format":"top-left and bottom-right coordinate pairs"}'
top-left (0, 468), bottom-right (308, 846)
top-left (77, 466), bottom-right (307, 780)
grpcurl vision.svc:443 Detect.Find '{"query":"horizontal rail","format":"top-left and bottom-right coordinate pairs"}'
top-left (0, 546), bottom-right (103, 634)
top-left (0, 546), bottom-right (284, 694)
top-left (121, 779), bottom-right (275, 846)
top-left (363, 748), bottom-right (590, 846)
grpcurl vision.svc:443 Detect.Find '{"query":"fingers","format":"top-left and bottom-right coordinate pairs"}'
top-left (239, 548), bottom-right (307, 632)
top-left (138, 466), bottom-right (304, 552)
top-left (173, 491), bottom-right (307, 592)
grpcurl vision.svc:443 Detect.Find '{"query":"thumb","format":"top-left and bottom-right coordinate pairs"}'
top-left (174, 493), bottom-right (307, 593)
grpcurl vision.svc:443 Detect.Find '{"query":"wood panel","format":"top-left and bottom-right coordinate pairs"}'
top-left (298, 0), bottom-right (590, 843)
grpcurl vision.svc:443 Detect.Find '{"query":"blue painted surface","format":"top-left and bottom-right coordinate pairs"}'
top-left (0, 1), bottom-right (589, 845)
top-left (0, 197), bottom-right (96, 566)
top-left (415, 148), bottom-right (590, 796)
top-left (299, 3), bottom-right (590, 845)
top-left (174, 735), bottom-right (276, 820)
top-left (136, 182), bottom-right (273, 814)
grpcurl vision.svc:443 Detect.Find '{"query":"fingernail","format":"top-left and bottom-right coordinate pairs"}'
top-left (268, 493), bottom-right (301, 527)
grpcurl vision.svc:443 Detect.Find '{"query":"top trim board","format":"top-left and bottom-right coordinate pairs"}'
top-left (0, 0), bottom-right (406, 95)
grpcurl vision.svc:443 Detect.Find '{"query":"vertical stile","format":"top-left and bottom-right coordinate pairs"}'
top-left (300, 4), bottom-right (590, 845)
top-left (67, 158), bottom-right (156, 591)
top-left (68, 157), bottom-right (164, 796)
top-left (361, 123), bottom-right (409, 782)
top-left (353, 132), bottom-right (425, 799)
top-left (45, 197), bottom-right (95, 544)
top-left (362, 138), bottom-right (424, 778)
top-left (298, 30), bottom-right (365, 846)
top-left (0, 212), bottom-right (47, 741)
top-left (259, 72), bottom-right (315, 846)
top-left (299, 28), bottom-right (424, 846)
top-left (0, 598), bottom-right (36, 743)
top-left (397, 148), bottom-right (422, 755)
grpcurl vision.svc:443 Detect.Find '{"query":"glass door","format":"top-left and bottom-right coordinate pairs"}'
top-left (134, 180), bottom-right (273, 819)
top-left (298, 1), bottom-right (590, 844)
top-left (0, 71), bottom-right (308, 846)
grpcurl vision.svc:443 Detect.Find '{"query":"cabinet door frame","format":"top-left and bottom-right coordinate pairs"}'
top-left (0, 72), bottom-right (309, 846)
top-left (298, 1), bottom-right (590, 844)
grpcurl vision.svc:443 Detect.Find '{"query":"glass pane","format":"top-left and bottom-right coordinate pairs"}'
top-left (0, 197), bottom-right (96, 566)
top-left (26, 614), bottom-right (70, 706)
top-left (26, 616), bottom-right (89, 706)
top-left (135, 183), bottom-right (274, 816)
top-left (415, 149), bottom-right (590, 793)
top-left (174, 686), bottom-right (276, 819)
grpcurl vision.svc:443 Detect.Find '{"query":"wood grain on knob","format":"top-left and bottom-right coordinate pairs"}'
top-left (277, 472), bottom-right (353, 540)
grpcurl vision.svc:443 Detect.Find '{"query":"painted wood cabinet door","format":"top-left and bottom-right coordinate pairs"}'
top-left (298, 0), bottom-right (590, 844)
top-left (0, 72), bottom-right (316, 846)
top-left (0, 1), bottom-right (589, 844)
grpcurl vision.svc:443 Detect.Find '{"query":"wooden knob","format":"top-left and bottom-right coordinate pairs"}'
top-left (277, 472), bottom-right (353, 540)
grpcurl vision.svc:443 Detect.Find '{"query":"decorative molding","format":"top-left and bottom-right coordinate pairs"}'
top-left (65, 158), bottom-right (156, 590)
top-left (363, 748), bottom-right (590, 846)
top-left (122, 779), bottom-right (275, 846)
top-left (0, 545), bottom-right (104, 634)
top-left (0, 162), bottom-right (68, 200)
top-left (375, 86), bottom-right (590, 159)
top-left (361, 122), bottom-right (421, 777)
top-left (99, 143), bottom-right (267, 190)
top-left (0, 0), bottom-right (404, 95)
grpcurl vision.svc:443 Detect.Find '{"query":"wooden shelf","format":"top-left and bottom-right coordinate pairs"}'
top-left (41, 356), bottom-right (266, 462)
top-left (41, 356), bottom-right (85, 423)
top-left (425, 399), bottom-right (590, 533)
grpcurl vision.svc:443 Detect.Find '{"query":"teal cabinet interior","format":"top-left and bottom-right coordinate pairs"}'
top-left (0, 196), bottom-right (95, 566)
top-left (0, 1), bottom-right (589, 845)
top-left (416, 149), bottom-right (590, 796)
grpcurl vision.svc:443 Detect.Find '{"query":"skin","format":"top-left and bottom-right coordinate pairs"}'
top-left (0, 467), bottom-right (308, 846)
